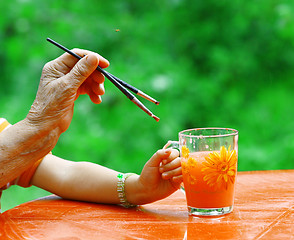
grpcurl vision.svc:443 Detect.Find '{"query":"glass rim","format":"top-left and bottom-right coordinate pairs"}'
top-left (179, 127), bottom-right (238, 138)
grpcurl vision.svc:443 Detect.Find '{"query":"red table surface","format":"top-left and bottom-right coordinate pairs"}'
top-left (0, 170), bottom-right (293, 240)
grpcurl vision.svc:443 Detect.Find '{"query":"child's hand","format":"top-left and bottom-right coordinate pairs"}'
top-left (133, 147), bottom-right (182, 204)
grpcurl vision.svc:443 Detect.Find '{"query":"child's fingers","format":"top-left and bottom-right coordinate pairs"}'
top-left (145, 149), bottom-right (172, 168)
top-left (172, 175), bottom-right (183, 183)
top-left (162, 149), bottom-right (179, 165)
top-left (160, 156), bottom-right (181, 173)
top-left (162, 166), bottom-right (182, 180)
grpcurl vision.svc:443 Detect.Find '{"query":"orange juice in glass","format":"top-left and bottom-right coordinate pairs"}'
top-left (178, 128), bottom-right (238, 216)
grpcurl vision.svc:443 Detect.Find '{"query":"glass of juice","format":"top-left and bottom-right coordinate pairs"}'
top-left (178, 128), bottom-right (238, 217)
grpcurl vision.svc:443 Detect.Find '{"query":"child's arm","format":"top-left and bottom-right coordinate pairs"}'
top-left (31, 148), bottom-right (182, 205)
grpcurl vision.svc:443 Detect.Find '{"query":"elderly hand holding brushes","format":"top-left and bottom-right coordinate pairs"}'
top-left (0, 39), bottom-right (182, 210)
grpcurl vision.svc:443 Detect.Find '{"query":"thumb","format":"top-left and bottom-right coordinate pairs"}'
top-left (145, 149), bottom-right (172, 168)
top-left (66, 54), bottom-right (99, 88)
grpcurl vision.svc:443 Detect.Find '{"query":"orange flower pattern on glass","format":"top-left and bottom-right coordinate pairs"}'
top-left (181, 146), bottom-right (197, 185)
top-left (202, 146), bottom-right (237, 190)
top-left (182, 145), bottom-right (190, 158)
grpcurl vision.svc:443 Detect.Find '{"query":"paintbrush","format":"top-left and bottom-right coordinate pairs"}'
top-left (46, 38), bottom-right (160, 122)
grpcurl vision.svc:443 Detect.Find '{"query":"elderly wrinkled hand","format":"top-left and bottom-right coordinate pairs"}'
top-left (27, 49), bottom-right (109, 134)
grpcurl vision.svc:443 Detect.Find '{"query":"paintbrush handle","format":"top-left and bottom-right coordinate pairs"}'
top-left (108, 72), bottom-right (139, 94)
top-left (96, 66), bottom-right (134, 100)
top-left (108, 72), bottom-right (159, 105)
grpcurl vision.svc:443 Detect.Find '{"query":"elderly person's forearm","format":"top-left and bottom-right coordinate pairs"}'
top-left (0, 118), bottom-right (56, 187)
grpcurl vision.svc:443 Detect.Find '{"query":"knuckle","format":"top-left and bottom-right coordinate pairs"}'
top-left (155, 149), bottom-right (165, 158)
top-left (172, 149), bottom-right (180, 157)
top-left (42, 62), bottom-right (51, 71)
top-left (73, 64), bottom-right (88, 79)
top-left (155, 149), bottom-right (163, 157)
top-left (71, 48), bottom-right (82, 54)
top-left (42, 61), bottom-right (53, 75)
top-left (41, 61), bottom-right (64, 80)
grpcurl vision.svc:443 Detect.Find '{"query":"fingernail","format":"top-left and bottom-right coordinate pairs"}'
top-left (164, 149), bottom-right (171, 154)
top-left (86, 54), bottom-right (98, 66)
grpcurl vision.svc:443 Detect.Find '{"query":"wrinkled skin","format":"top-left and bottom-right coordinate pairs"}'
top-left (27, 49), bottom-right (109, 136)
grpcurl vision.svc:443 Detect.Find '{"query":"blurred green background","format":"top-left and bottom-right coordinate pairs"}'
top-left (1, 0), bottom-right (294, 211)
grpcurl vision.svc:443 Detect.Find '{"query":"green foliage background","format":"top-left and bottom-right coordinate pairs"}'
top-left (1, 0), bottom-right (294, 211)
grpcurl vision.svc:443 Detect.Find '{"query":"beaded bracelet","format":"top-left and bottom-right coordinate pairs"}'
top-left (117, 173), bottom-right (137, 208)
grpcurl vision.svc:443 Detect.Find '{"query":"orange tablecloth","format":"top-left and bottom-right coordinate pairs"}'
top-left (0, 170), bottom-right (293, 239)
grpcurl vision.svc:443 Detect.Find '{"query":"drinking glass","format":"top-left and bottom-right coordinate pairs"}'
top-left (168, 128), bottom-right (238, 217)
